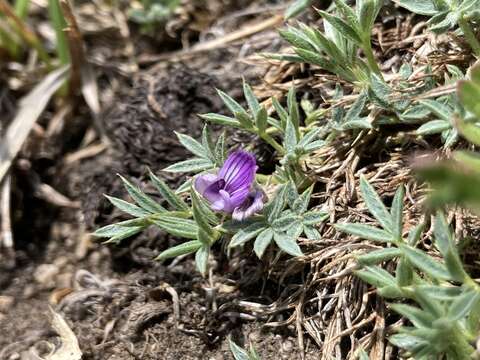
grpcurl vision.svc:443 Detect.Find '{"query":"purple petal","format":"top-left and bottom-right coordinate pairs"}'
top-left (202, 178), bottom-right (226, 204)
top-left (219, 151), bottom-right (256, 192)
top-left (211, 190), bottom-right (235, 212)
top-left (194, 173), bottom-right (219, 195)
top-left (232, 188), bottom-right (266, 221)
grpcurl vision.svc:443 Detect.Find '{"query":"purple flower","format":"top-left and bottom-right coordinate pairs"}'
top-left (194, 150), bottom-right (265, 220)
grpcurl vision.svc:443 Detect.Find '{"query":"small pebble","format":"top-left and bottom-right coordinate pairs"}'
top-left (0, 295), bottom-right (15, 312)
top-left (34, 264), bottom-right (59, 289)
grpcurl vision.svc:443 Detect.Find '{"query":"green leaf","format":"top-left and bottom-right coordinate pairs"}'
top-left (279, 27), bottom-right (314, 51)
top-left (214, 131), bottom-right (227, 165)
top-left (396, 257), bottom-right (414, 287)
top-left (228, 338), bottom-right (250, 360)
top-left (164, 158), bottom-right (214, 173)
top-left (390, 304), bottom-right (434, 328)
top-left (389, 333), bottom-right (428, 352)
top-left (396, 0), bottom-right (438, 15)
top-left (357, 247), bottom-right (402, 265)
top-left (390, 185), bottom-right (405, 240)
top-left (105, 195), bottom-right (151, 217)
top-left (195, 246), bottom-right (209, 276)
top-left (175, 179), bottom-right (193, 194)
top-left (458, 79), bottom-right (480, 119)
top-left (433, 212), bottom-right (452, 255)
top-left (201, 126), bottom-right (215, 161)
top-left (199, 113), bottom-right (240, 127)
top-left (175, 132), bottom-right (208, 159)
top-left (318, 10), bottom-right (363, 45)
top-left (416, 120), bottom-right (451, 135)
top-left (273, 232), bottom-right (303, 256)
top-left (415, 285), bottom-right (462, 300)
top-left (359, 176), bottom-right (393, 232)
top-left (265, 185), bottom-right (288, 223)
top-left (255, 107), bottom-right (268, 134)
top-left (234, 111), bottom-right (253, 129)
top-left (333, 0), bottom-right (360, 30)
top-left (285, 0), bottom-right (311, 19)
top-left (447, 290), bottom-right (480, 321)
top-left (287, 87), bottom-right (300, 131)
top-left (400, 244), bottom-right (452, 280)
top-left (230, 223), bottom-right (267, 248)
top-left (303, 225), bottom-right (321, 239)
top-left (407, 223), bottom-right (424, 246)
top-left (292, 185), bottom-right (314, 214)
top-left (217, 89), bottom-right (248, 116)
top-left (303, 211), bottom-right (328, 225)
top-left (148, 169), bottom-right (189, 211)
top-left (419, 99), bottom-right (452, 121)
top-left (272, 97), bottom-right (288, 129)
top-left (355, 265), bottom-right (397, 288)
top-left (358, 0), bottom-right (381, 35)
top-left (254, 228), bottom-right (274, 258)
top-left (335, 223), bottom-right (394, 242)
top-left (103, 226), bottom-right (144, 244)
top-left (284, 119), bottom-right (298, 153)
top-left (155, 240), bottom-right (202, 261)
top-left (191, 190), bottom-right (215, 236)
top-left (272, 213), bottom-right (300, 232)
top-left (243, 81), bottom-right (261, 115)
top-left (119, 175), bottom-right (165, 213)
top-left (93, 219), bottom-right (147, 238)
top-left (152, 216), bottom-right (198, 239)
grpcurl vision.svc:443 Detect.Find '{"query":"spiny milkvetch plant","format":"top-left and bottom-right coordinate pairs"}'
top-left (279, 0), bottom-right (383, 84)
top-left (94, 83), bottom-right (328, 275)
top-left (418, 62), bottom-right (480, 211)
top-left (336, 177), bottom-right (480, 358)
top-left (396, 0), bottom-right (480, 57)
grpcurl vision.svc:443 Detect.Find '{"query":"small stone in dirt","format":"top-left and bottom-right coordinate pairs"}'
top-left (281, 339), bottom-right (294, 352)
top-left (34, 264), bottom-right (60, 289)
top-left (0, 295), bottom-right (14, 312)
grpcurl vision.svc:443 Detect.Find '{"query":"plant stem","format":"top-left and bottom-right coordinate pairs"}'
top-left (258, 131), bottom-right (285, 155)
top-left (363, 39), bottom-right (382, 77)
top-left (458, 16), bottom-right (480, 58)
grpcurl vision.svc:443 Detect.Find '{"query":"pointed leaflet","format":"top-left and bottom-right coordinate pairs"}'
top-left (151, 216), bottom-right (198, 239)
top-left (390, 304), bottom-right (434, 328)
top-left (243, 81), bottom-right (261, 115)
top-left (195, 246), bottom-right (209, 276)
top-left (230, 222), bottom-right (267, 248)
top-left (335, 223), bottom-right (394, 242)
top-left (228, 338), bottom-right (250, 360)
top-left (164, 158), bottom-right (214, 173)
top-left (191, 189), bottom-right (215, 237)
top-left (400, 244), bottom-right (452, 280)
top-left (119, 175), bottom-right (165, 213)
top-left (273, 232), bottom-right (303, 256)
top-left (254, 228), bottom-right (274, 259)
top-left (317, 10), bottom-right (363, 46)
top-left (199, 113), bottom-right (240, 127)
top-left (390, 185), bottom-right (405, 241)
top-left (175, 131), bottom-right (209, 159)
top-left (148, 169), bottom-right (189, 211)
top-left (359, 176), bottom-right (394, 233)
top-left (357, 247), bottom-right (402, 265)
top-left (155, 240), bottom-right (202, 261)
top-left (217, 89), bottom-right (248, 117)
top-left (201, 126), bottom-right (215, 161)
top-left (105, 195), bottom-right (151, 217)
top-left (355, 265), bottom-right (397, 288)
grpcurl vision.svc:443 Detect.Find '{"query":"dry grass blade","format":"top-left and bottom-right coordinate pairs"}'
top-left (46, 307), bottom-right (82, 360)
top-left (0, 66), bottom-right (69, 182)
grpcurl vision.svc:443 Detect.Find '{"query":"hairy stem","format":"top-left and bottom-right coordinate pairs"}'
top-left (363, 39), bottom-right (382, 77)
top-left (458, 16), bottom-right (480, 58)
top-left (258, 131), bottom-right (285, 155)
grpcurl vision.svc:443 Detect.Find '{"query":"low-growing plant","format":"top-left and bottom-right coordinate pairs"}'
top-left (128, 0), bottom-right (180, 33)
top-left (94, 84), bottom-right (328, 275)
top-left (336, 176), bottom-right (480, 358)
top-left (396, 0), bottom-right (480, 57)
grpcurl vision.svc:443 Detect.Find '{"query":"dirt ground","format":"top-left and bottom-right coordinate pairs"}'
top-left (0, 2), bottom-right (325, 359)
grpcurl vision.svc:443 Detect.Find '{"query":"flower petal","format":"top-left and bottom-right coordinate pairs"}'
top-left (211, 189), bottom-right (235, 212)
top-left (194, 173), bottom-right (219, 195)
top-left (232, 188), bottom-right (266, 221)
top-left (219, 151), bottom-right (256, 191)
top-left (202, 178), bottom-right (226, 204)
